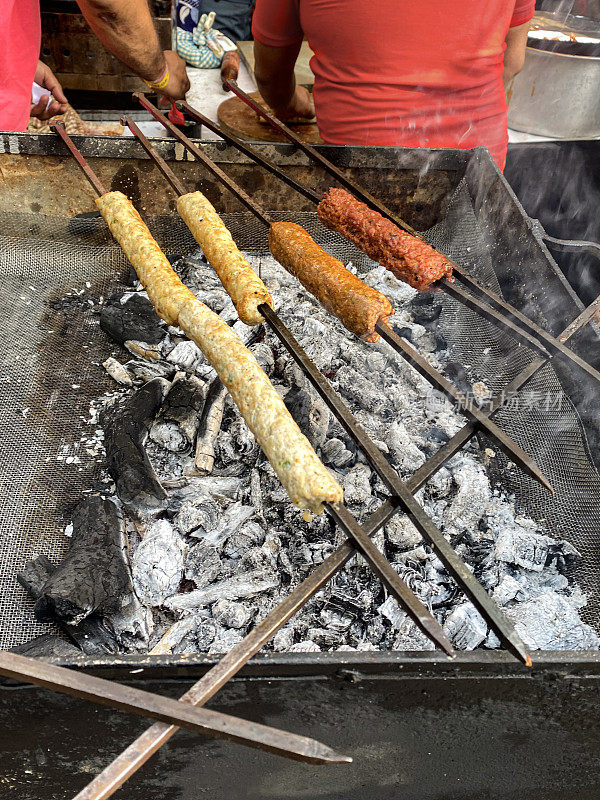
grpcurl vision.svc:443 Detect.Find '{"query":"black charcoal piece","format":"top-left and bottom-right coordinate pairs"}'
top-left (100, 292), bottom-right (165, 345)
top-left (102, 378), bottom-right (169, 520)
top-left (150, 375), bottom-right (208, 453)
top-left (17, 555), bottom-right (119, 654)
top-left (17, 555), bottom-right (56, 597)
top-left (409, 293), bottom-right (442, 324)
top-left (124, 359), bottom-right (177, 385)
top-left (185, 542), bottom-right (221, 588)
top-left (321, 437), bottom-right (355, 468)
top-left (34, 496), bottom-right (133, 626)
top-left (426, 427), bottom-right (451, 446)
top-left (444, 360), bottom-right (470, 385)
top-left (9, 634), bottom-right (81, 659)
top-left (211, 598), bottom-right (253, 629)
top-left (391, 325), bottom-right (414, 342)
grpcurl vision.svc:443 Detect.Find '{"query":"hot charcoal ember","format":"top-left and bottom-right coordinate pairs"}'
top-left (317, 187), bottom-right (453, 291)
top-left (29, 249), bottom-right (598, 656)
top-left (150, 375), bottom-right (208, 453)
top-left (101, 378), bottom-right (169, 520)
top-left (100, 291), bottom-right (165, 345)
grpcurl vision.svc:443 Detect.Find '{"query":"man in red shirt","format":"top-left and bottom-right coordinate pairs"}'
top-left (252, 0), bottom-right (535, 170)
top-left (0, 0), bottom-right (190, 132)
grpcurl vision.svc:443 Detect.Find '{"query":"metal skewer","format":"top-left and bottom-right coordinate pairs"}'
top-left (374, 321), bottom-right (553, 493)
top-left (132, 97), bottom-right (551, 495)
top-left (175, 99), bottom-right (322, 205)
top-left (258, 304), bottom-right (529, 663)
top-left (122, 106), bottom-right (530, 661)
top-left (71, 283), bottom-right (600, 799)
top-left (0, 651), bottom-right (350, 764)
top-left (223, 79), bottom-right (600, 385)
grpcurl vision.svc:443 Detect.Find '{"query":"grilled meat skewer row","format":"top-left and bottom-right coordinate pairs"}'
top-left (176, 190), bottom-right (394, 342)
top-left (174, 195), bottom-right (552, 496)
top-left (96, 191), bottom-right (342, 514)
top-left (318, 187), bottom-right (453, 291)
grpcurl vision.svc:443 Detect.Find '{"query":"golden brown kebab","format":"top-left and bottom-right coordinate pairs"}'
top-left (95, 191), bottom-right (343, 514)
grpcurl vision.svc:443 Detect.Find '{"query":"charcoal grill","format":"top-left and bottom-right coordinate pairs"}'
top-left (1, 132), bottom-right (600, 799)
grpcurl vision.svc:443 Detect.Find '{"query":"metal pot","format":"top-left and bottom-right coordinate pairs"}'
top-left (507, 46), bottom-right (600, 139)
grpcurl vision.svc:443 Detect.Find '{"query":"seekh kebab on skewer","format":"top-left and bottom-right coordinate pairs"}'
top-left (177, 190), bottom-right (395, 342)
top-left (177, 191), bottom-right (274, 325)
top-left (173, 187), bottom-right (552, 496)
top-left (318, 187), bottom-right (453, 291)
top-left (268, 221), bottom-right (394, 342)
top-left (95, 190), bottom-right (343, 514)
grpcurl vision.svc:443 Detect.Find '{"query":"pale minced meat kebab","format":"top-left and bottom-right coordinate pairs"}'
top-left (95, 191), bottom-right (343, 514)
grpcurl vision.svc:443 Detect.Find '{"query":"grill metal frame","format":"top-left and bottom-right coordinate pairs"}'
top-left (0, 133), bottom-right (599, 674)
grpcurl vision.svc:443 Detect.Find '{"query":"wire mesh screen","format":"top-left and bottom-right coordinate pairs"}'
top-left (427, 181), bottom-right (600, 629)
top-left (0, 180), bottom-right (598, 649)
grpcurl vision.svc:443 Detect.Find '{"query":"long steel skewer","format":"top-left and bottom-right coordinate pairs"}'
top-left (222, 79), bottom-right (600, 384)
top-left (54, 120), bottom-right (451, 654)
top-left (71, 289), bottom-right (600, 799)
top-left (122, 109), bottom-right (536, 658)
top-left (0, 651), bottom-right (350, 764)
top-left (130, 97), bottom-right (551, 494)
top-left (175, 98), bottom-right (322, 205)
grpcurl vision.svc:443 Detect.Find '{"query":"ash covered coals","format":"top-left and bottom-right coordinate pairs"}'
top-left (27, 249), bottom-right (598, 657)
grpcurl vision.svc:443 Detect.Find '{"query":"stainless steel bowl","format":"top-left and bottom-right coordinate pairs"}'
top-left (507, 45), bottom-right (600, 139)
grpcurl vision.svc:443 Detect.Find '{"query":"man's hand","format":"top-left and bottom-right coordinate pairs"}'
top-left (31, 61), bottom-right (68, 120)
top-left (147, 50), bottom-right (190, 101)
top-left (274, 85), bottom-right (315, 122)
top-left (77, 1), bottom-right (189, 99)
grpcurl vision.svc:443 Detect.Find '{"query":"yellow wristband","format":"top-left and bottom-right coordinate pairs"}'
top-left (145, 65), bottom-right (170, 91)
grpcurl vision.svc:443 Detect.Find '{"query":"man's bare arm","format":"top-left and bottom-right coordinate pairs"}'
top-left (503, 21), bottom-right (530, 87)
top-left (77, 0), bottom-right (190, 99)
top-left (254, 40), bottom-right (314, 120)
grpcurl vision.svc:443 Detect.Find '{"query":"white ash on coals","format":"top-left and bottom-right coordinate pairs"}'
top-left (73, 250), bottom-right (600, 656)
